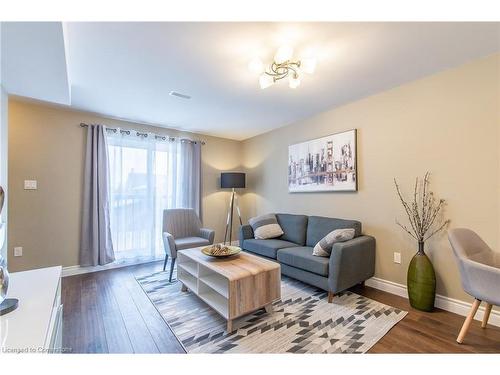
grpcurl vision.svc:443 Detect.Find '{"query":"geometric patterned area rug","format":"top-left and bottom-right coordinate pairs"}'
top-left (136, 270), bottom-right (407, 354)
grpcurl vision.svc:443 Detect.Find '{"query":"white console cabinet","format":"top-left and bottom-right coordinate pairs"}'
top-left (1, 266), bottom-right (62, 353)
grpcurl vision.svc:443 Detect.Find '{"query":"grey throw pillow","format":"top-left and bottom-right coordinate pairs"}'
top-left (249, 214), bottom-right (284, 240)
top-left (312, 228), bottom-right (356, 257)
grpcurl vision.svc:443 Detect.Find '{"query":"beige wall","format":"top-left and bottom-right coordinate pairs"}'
top-left (8, 100), bottom-right (242, 271)
top-left (7, 54), bottom-right (500, 309)
top-left (241, 53), bottom-right (500, 305)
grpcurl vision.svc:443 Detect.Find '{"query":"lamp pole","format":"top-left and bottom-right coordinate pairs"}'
top-left (224, 188), bottom-right (243, 245)
top-left (221, 172), bottom-right (245, 245)
top-left (229, 188), bottom-right (235, 244)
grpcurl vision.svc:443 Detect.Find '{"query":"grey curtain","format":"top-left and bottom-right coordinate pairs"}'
top-left (179, 140), bottom-right (202, 218)
top-left (80, 124), bottom-right (115, 266)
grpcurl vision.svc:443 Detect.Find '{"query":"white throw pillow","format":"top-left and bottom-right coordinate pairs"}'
top-left (248, 214), bottom-right (284, 240)
top-left (312, 228), bottom-right (356, 257)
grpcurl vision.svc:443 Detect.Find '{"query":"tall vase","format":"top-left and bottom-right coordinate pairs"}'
top-left (407, 241), bottom-right (436, 312)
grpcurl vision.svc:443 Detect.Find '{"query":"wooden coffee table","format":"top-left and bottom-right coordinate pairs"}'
top-left (177, 247), bottom-right (281, 332)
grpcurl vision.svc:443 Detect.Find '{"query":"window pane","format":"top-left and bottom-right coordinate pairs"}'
top-left (108, 138), bottom-right (166, 261)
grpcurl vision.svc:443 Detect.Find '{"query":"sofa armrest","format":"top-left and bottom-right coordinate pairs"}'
top-left (163, 232), bottom-right (177, 258)
top-left (239, 224), bottom-right (254, 248)
top-left (200, 228), bottom-right (215, 244)
top-left (328, 235), bottom-right (376, 293)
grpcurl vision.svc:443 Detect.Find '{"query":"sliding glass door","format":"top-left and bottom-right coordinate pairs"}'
top-left (107, 133), bottom-right (177, 261)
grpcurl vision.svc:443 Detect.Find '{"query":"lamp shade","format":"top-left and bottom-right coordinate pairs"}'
top-left (221, 172), bottom-right (246, 189)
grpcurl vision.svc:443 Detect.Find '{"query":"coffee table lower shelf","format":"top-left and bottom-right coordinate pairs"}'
top-left (177, 249), bottom-right (281, 332)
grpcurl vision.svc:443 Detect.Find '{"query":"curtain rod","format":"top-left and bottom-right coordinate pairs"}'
top-left (79, 123), bottom-right (206, 145)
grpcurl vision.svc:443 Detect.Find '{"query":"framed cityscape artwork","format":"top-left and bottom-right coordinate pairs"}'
top-left (288, 129), bottom-right (357, 192)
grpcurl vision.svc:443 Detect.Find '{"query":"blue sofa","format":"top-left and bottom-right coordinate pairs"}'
top-left (239, 213), bottom-right (376, 302)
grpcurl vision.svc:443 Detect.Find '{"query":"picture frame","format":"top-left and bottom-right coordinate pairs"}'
top-left (288, 129), bottom-right (357, 192)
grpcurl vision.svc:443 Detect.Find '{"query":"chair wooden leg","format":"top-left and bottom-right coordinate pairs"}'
top-left (328, 291), bottom-right (334, 303)
top-left (169, 257), bottom-right (176, 282)
top-left (163, 254), bottom-right (168, 271)
top-left (482, 303), bottom-right (493, 328)
top-left (457, 299), bottom-right (481, 344)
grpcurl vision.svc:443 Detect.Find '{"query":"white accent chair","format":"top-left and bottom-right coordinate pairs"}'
top-left (162, 208), bottom-right (215, 282)
top-left (448, 228), bottom-right (500, 344)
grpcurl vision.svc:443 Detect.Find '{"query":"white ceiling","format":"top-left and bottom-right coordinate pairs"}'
top-left (2, 22), bottom-right (500, 140)
top-left (1, 22), bottom-right (71, 105)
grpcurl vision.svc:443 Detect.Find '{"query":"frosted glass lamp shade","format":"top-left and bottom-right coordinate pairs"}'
top-left (248, 58), bottom-right (264, 74)
top-left (274, 45), bottom-right (293, 64)
top-left (301, 58), bottom-right (317, 74)
top-left (259, 74), bottom-right (274, 89)
top-left (289, 76), bottom-right (301, 89)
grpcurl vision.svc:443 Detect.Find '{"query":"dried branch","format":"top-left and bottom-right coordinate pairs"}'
top-left (424, 220), bottom-right (451, 242)
top-left (423, 189), bottom-right (434, 232)
top-left (423, 198), bottom-right (445, 234)
top-left (413, 177), bottom-right (422, 236)
top-left (420, 173), bottom-right (430, 232)
top-left (394, 178), bottom-right (420, 239)
top-left (394, 172), bottom-right (449, 245)
top-left (396, 219), bottom-right (418, 240)
top-left (421, 173), bottom-right (427, 221)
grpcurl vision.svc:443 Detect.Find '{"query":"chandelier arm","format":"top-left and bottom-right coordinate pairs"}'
top-left (265, 62), bottom-right (287, 81)
top-left (272, 62), bottom-right (288, 75)
top-left (265, 71), bottom-right (287, 82)
top-left (273, 74), bottom-right (288, 82)
top-left (286, 65), bottom-right (299, 78)
top-left (262, 60), bottom-right (302, 83)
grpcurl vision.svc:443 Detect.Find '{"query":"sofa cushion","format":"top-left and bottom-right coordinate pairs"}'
top-left (312, 228), bottom-right (356, 257)
top-left (243, 239), bottom-right (297, 259)
top-left (175, 236), bottom-right (211, 250)
top-left (277, 246), bottom-right (329, 277)
top-left (306, 216), bottom-right (362, 247)
top-left (276, 213), bottom-right (308, 246)
top-left (249, 214), bottom-right (284, 239)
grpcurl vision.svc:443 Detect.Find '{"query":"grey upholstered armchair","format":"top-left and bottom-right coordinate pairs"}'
top-left (448, 228), bottom-right (500, 344)
top-left (162, 208), bottom-right (215, 282)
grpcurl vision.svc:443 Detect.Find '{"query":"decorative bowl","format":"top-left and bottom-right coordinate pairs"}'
top-left (201, 245), bottom-right (241, 258)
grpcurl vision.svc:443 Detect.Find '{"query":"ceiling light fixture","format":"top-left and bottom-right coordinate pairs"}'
top-left (250, 46), bottom-right (317, 90)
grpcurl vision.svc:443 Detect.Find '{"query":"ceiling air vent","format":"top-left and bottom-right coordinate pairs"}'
top-left (169, 91), bottom-right (191, 100)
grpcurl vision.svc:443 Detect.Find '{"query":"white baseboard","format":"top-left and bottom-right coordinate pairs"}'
top-left (62, 243), bottom-right (237, 277)
top-left (365, 277), bottom-right (500, 327)
top-left (64, 252), bottom-right (500, 328)
top-left (62, 256), bottom-right (164, 277)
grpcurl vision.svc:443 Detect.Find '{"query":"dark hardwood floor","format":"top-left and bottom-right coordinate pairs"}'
top-left (62, 261), bottom-right (500, 353)
top-left (62, 261), bottom-right (184, 353)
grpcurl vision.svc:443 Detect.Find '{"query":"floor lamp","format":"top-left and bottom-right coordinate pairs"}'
top-left (221, 172), bottom-right (246, 245)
